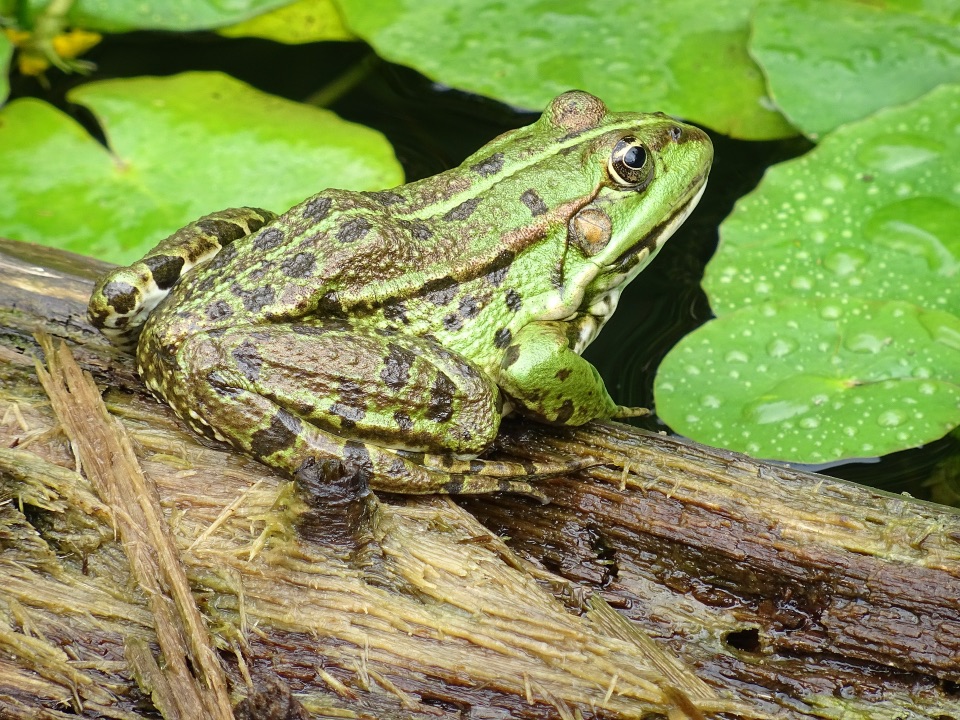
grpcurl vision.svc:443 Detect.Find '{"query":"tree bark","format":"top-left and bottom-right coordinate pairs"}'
top-left (1, 236), bottom-right (958, 720)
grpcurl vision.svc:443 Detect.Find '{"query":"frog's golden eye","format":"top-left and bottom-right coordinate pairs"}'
top-left (608, 136), bottom-right (652, 189)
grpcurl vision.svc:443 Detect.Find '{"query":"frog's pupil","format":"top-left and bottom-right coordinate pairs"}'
top-left (623, 145), bottom-right (646, 169)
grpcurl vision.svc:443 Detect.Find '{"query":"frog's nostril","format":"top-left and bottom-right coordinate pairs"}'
top-left (669, 125), bottom-right (683, 142)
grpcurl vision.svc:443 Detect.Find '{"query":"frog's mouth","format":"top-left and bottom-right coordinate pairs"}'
top-left (607, 177), bottom-right (709, 280)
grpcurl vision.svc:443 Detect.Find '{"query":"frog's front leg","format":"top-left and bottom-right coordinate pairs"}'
top-left (159, 321), bottom-right (540, 495)
top-left (497, 318), bottom-right (646, 425)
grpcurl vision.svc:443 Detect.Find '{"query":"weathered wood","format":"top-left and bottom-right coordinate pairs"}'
top-left (1, 237), bottom-right (959, 719)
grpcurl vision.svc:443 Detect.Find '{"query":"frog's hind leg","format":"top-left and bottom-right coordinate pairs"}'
top-left (167, 322), bottom-right (548, 497)
top-left (88, 207), bottom-right (276, 350)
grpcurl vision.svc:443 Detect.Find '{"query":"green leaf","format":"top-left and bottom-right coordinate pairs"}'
top-left (0, 71), bottom-right (402, 264)
top-left (219, 0), bottom-right (353, 43)
top-left (336, 0), bottom-right (795, 140)
top-left (25, 0), bottom-right (293, 32)
top-left (0, 31), bottom-right (10, 105)
top-left (655, 299), bottom-right (960, 463)
top-left (750, 0), bottom-right (960, 138)
top-left (704, 83), bottom-right (960, 318)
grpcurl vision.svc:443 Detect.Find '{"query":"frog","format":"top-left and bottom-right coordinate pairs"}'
top-left (88, 90), bottom-right (713, 497)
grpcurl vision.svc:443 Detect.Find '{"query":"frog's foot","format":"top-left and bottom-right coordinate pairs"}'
top-left (88, 207), bottom-right (276, 350)
top-left (409, 452), bottom-right (599, 479)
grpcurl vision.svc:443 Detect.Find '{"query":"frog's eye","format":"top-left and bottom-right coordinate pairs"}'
top-left (608, 136), bottom-right (652, 189)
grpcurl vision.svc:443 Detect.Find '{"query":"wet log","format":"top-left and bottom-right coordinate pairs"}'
top-left (1, 237), bottom-right (958, 720)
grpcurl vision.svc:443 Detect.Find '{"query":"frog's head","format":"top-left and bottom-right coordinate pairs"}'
top-left (537, 91), bottom-right (713, 310)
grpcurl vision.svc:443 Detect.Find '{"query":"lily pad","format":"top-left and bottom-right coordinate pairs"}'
top-left (750, 0), bottom-right (960, 139)
top-left (336, 0), bottom-right (794, 140)
top-left (218, 0), bottom-right (353, 43)
top-left (23, 0), bottom-right (293, 32)
top-left (0, 72), bottom-right (402, 264)
top-left (655, 299), bottom-right (960, 463)
top-left (704, 83), bottom-right (960, 319)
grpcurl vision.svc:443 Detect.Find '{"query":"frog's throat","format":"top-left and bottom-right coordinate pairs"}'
top-left (609, 179), bottom-right (708, 284)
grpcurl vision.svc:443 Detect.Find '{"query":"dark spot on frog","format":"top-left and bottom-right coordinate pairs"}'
top-left (550, 263), bottom-right (564, 290)
top-left (555, 368), bottom-right (572, 381)
top-left (420, 276), bottom-right (459, 306)
top-left (554, 400), bottom-right (575, 424)
top-left (246, 209), bottom-right (275, 233)
top-left (442, 197), bottom-right (481, 222)
top-left (207, 242), bottom-right (238, 272)
top-left (207, 370), bottom-right (243, 400)
top-left (384, 302), bottom-right (408, 324)
top-left (102, 281), bottom-right (138, 315)
top-left (330, 403), bottom-right (364, 429)
top-left (206, 299), bottom-right (233, 321)
top-left (443, 475), bottom-right (465, 494)
top-left (112, 315), bottom-right (130, 328)
top-left (231, 340), bottom-right (264, 382)
top-left (520, 189), bottom-right (548, 217)
top-left (87, 302), bottom-right (111, 325)
top-left (469, 460), bottom-right (485, 474)
top-left (191, 222), bottom-right (239, 258)
top-left (558, 129), bottom-right (587, 143)
top-left (520, 460), bottom-right (538, 475)
top-left (487, 266), bottom-right (509, 287)
top-left (382, 343), bottom-right (415, 390)
top-left (253, 227), bottom-right (284, 252)
top-left (502, 344), bottom-right (521, 368)
top-left (428, 373), bottom-right (456, 423)
top-left (459, 295), bottom-right (480, 319)
top-left (304, 196), bottom-right (332, 221)
top-left (336, 217), bottom-right (371, 243)
top-left (342, 441), bottom-right (374, 485)
top-left (365, 190), bottom-right (404, 206)
top-left (281, 251), bottom-right (316, 278)
top-left (385, 456), bottom-right (408, 478)
top-left (505, 288), bottom-right (522, 312)
top-left (482, 250), bottom-right (515, 287)
top-left (194, 274), bottom-right (217, 294)
top-left (248, 266), bottom-right (268, 283)
top-left (331, 380), bottom-right (367, 429)
top-left (471, 152), bottom-right (504, 177)
top-left (143, 254), bottom-right (185, 290)
top-left (443, 313), bottom-right (463, 331)
top-left (493, 328), bottom-right (512, 349)
top-left (250, 409), bottom-right (302, 458)
top-left (399, 218), bottom-right (433, 241)
top-left (290, 397), bottom-right (317, 417)
top-left (610, 221), bottom-right (663, 274)
top-left (233, 285), bottom-right (275, 313)
top-left (393, 410), bottom-right (413, 431)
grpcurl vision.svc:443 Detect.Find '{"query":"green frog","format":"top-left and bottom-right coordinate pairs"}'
top-left (88, 91), bottom-right (712, 496)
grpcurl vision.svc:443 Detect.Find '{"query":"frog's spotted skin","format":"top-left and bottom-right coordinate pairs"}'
top-left (88, 91), bottom-right (713, 496)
